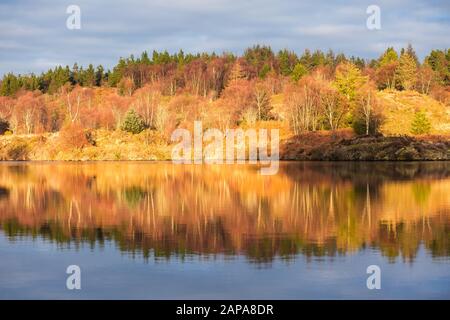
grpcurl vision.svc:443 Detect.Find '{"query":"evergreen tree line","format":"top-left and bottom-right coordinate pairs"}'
top-left (2, 44), bottom-right (448, 98)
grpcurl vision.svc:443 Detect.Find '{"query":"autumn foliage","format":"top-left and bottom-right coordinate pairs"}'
top-left (58, 123), bottom-right (91, 149)
top-left (0, 44), bottom-right (448, 143)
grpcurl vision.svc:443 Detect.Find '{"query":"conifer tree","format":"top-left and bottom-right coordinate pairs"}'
top-left (229, 59), bottom-right (246, 82)
top-left (379, 47), bottom-right (398, 67)
top-left (0, 73), bottom-right (21, 96)
top-left (291, 63), bottom-right (307, 82)
top-left (121, 109), bottom-right (146, 134)
top-left (404, 43), bottom-right (419, 66)
top-left (334, 62), bottom-right (366, 101)
top-left (396, 53), bottom-right (417, 90)
top-left (411, 110), bottom-right (431, 135)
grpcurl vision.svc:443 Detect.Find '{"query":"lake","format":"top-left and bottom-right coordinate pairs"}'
top-left (0, 161), bottom-right (449, 299)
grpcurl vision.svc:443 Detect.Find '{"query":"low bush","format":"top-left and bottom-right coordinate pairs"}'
top-left (2, 138), bottom-right (30, 160)
top-left (0, 118), bottom-right (9, 135)
top-left (58, 123), bottom-right (91, 149)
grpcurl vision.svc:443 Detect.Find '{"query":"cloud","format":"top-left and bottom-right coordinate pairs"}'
top-left (296, 25), bottom-right (363, 37)
top-left (0, 0), bottom-right (449, 76)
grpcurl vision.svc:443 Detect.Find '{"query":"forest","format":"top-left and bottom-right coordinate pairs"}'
top-left (0, 44), bottom-right (449, 160)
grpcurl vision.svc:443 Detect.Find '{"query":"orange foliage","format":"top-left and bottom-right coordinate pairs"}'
top-left (57, 123), bottom-right (90, 149)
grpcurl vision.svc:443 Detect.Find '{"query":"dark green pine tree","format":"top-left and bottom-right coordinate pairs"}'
top-left (48, 66), bottom-right (70, 93)
top-left (83, 64), bottom-right (96, 87)
top-left (71, 63), bottom-right (80, 85)
top-left (176, 49), bottom-right (185, 66)
top-left (0, 73), bottom-right (21, 96)
top-left (311, 50), bottom-right (325, 68)
top-left (277, 49), bottom-right (298, 76)
top-left (23, 73), bottom-right (39, 91)
top-left (299, 49), bottom-right (313, 70)
top-left (425, 49), bottom-right (449, 85)
top-left (108, 57), bottom-right (127, 87)
top-left (140, 51), bottom-right (151, 65)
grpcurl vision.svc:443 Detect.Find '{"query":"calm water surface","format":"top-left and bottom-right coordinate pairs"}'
top-left (0, 161), bottom-right (449, 299)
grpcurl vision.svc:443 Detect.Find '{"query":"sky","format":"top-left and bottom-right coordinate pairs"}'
top-left (0, 0), bottom-right (449, 76)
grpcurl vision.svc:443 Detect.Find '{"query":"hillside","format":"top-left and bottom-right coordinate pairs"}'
top-left (271, 90), bottom-right (450, 135)
top-left (378, 90), bottom-right (450, 135)
top-left (0, 87), bottom-right (449, 161)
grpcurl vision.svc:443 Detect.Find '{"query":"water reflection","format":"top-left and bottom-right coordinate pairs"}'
top-left (0, 162), bottom-right (448, 264)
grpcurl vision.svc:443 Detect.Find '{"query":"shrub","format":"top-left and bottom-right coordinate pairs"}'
top-left (411, 110), bottom-right (432, 135)
top-left (0, 118), bottom-right (9, 135)
top-left (121, 109), bottom-right (146, 134)
top-left (5, 139), bottom-right (29, 160)
top-left (58, 123), bottom-right (90, 149)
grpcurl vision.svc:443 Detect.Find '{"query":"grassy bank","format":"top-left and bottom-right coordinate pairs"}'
top-left (1, 127), bottom-right (448, 161)
top-left (0, 129), bottom-right (172, 161)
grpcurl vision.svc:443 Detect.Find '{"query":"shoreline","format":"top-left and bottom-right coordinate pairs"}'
top-left (281, 135), bottom-right (449, 161)
top-left (1, 132), bottom-right (448, 161)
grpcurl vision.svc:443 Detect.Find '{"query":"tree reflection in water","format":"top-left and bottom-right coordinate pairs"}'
top-left (0, 161), bottom-right (448, 264)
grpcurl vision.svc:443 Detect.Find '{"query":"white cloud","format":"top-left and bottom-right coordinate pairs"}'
top-left (296, 24), bottom-right (363, 36)
top-left (0, 0), bottom-right (449, 76)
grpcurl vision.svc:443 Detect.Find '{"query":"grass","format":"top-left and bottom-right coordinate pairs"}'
top-left (378, 89), bottom-right (450, 135)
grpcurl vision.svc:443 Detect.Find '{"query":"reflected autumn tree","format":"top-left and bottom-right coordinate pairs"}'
top-left (0, 162), bottom-right (448, 264)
